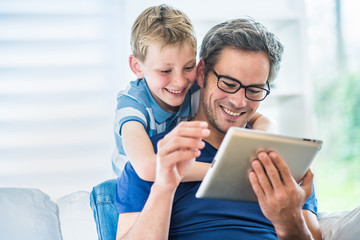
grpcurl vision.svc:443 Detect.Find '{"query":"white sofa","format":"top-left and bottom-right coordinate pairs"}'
top-left (0, 187), bottom-right (359, 240)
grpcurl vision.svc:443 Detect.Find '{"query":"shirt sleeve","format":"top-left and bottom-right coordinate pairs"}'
top-left (115, 162), bottom-right (153, 213)
top-left (302, 183), bottom-right (318, 215)
top-left (114, 94), bottom-right (149, 136)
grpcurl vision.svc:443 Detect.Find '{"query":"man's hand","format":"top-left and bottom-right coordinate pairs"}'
top-left (248, 151), bottom-right (314, 239)
top-left (155, 121), bottom-right (210, 191)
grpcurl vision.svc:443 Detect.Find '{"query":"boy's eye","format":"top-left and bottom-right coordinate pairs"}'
top-left (160, 70), bottom-right (171, 74)
top-left (184, 65), bottom-right (195, 71)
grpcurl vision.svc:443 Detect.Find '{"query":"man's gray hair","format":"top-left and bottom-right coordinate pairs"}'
top-left (199, 18), bottom-right (284, 83)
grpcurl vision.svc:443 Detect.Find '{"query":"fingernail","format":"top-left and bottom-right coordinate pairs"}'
top-left (252, 160), bottom-right (261, 168)
top-left (202, 129), bottom-right (210, 135)
top-left (269, 152), bottom-right (277, 159)
top-left (249, 171), bottom-right (256, 180)
top-left (200, 121), bottom-right (208, 127)
top-left (258, 152), bottom-right (266, 160)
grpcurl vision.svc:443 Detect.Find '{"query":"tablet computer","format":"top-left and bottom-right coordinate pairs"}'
top-left (196, 127), bottom-right (323, 202)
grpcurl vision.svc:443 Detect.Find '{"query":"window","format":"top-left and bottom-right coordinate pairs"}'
top-left (0, 0), bottom-right (126, 197)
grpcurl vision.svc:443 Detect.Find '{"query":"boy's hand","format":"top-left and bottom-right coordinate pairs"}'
top-left (155, 121), bottom-right (210, 190)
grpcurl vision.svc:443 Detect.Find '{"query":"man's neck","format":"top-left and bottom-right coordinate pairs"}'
top-left (203, 132), bottom-right (224, 150)
top-left (192, 115), bottom-right (225, 150)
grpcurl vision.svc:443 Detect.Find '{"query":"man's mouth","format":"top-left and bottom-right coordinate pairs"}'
top-left (221, 106), bottom-right (244, 117)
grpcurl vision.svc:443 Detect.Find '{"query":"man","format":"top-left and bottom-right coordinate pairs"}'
top-left (115, 18), bottom-right (321, 240)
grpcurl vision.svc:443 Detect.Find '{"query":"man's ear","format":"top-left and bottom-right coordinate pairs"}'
top-left (196, 59), bottom-right (206, 88)
top-left (129, 55), bottom-right (144, 79)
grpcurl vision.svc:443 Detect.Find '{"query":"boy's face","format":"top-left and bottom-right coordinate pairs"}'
top-left (139, 42), bottom-right (197, 113)
top-left (197, 47), bottom-right (270, 136)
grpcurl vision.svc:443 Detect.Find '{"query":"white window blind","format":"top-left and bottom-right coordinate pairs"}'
top-left (0, 0), bottom-right (126, 198)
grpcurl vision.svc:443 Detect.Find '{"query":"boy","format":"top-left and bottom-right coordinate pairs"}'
top-left (113, 4), bottom-right (274, 180)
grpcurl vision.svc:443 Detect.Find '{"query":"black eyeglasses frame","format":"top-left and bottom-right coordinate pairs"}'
top-left (209, 65), bottom-right (270, 102)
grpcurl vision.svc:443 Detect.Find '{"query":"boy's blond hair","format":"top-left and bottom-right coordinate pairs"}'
top-left (131, 4), bottom-right (197, 62)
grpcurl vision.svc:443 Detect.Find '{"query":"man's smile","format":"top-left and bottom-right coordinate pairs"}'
top-left (220, 106), bottom-right (245, 117)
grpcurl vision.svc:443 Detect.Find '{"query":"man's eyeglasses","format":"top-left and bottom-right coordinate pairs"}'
top-left (210, 66), bottom-right (270, 101)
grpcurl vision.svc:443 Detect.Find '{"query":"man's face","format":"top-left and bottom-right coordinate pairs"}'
top-left (197, 47), bottom-right (270, 135)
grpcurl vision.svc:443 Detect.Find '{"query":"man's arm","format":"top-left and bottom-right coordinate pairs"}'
top-left (116, 184), bottom-right (176, 240)
top-left (303, 209), bottom-right (322, 240)
top-left (249, 151), bottom-right (321, 240)
top-left (116, 121), bottom-right (210, 240)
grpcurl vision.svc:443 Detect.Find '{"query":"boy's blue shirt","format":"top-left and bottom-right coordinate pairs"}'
top-left (112, 78), bottom-right (199, 175)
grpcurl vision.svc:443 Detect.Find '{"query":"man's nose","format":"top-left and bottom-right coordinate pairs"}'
top-left (229, 88), bottom-right (247, 107)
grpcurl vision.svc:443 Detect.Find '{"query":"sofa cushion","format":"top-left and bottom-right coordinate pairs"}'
top-left (0, 188), bottom-right (62, 240)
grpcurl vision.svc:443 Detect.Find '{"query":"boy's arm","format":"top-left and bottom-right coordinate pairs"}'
top-left (182, 161), bottom-right (210, 181)
top-left (248, 112), bottom-right (278, 132)
top-left (122, 121), bottom-right (157, 181)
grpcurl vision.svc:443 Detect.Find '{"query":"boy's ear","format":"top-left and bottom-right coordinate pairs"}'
top-left (196, 59), bottom-right (206, 88)
top-left (129, 55), bottom-right (144, 79)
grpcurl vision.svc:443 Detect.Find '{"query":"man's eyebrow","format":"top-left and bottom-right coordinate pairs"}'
top-left (250, 82), bottom-right (267, 87)
top-left (221, 75), bottom-right (267, 87)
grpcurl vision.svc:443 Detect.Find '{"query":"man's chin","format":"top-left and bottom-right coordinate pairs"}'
top-left (223, 118), bottom-right (248, 130)
top-left (215, 122), bottom-right (245, 134)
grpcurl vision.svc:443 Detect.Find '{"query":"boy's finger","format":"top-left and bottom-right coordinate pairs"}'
top-left (167, 122), bottom-right (210, 139)
top-left (178, 120), bottom-right (208, 129)
top-left (163, 135), bottom-right (205, 153)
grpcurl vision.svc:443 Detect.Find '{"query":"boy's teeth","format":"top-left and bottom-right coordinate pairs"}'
top-left (168, 89), bottom-right (183, 94)
top-left (222, 107), bottom-right (241, 116)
